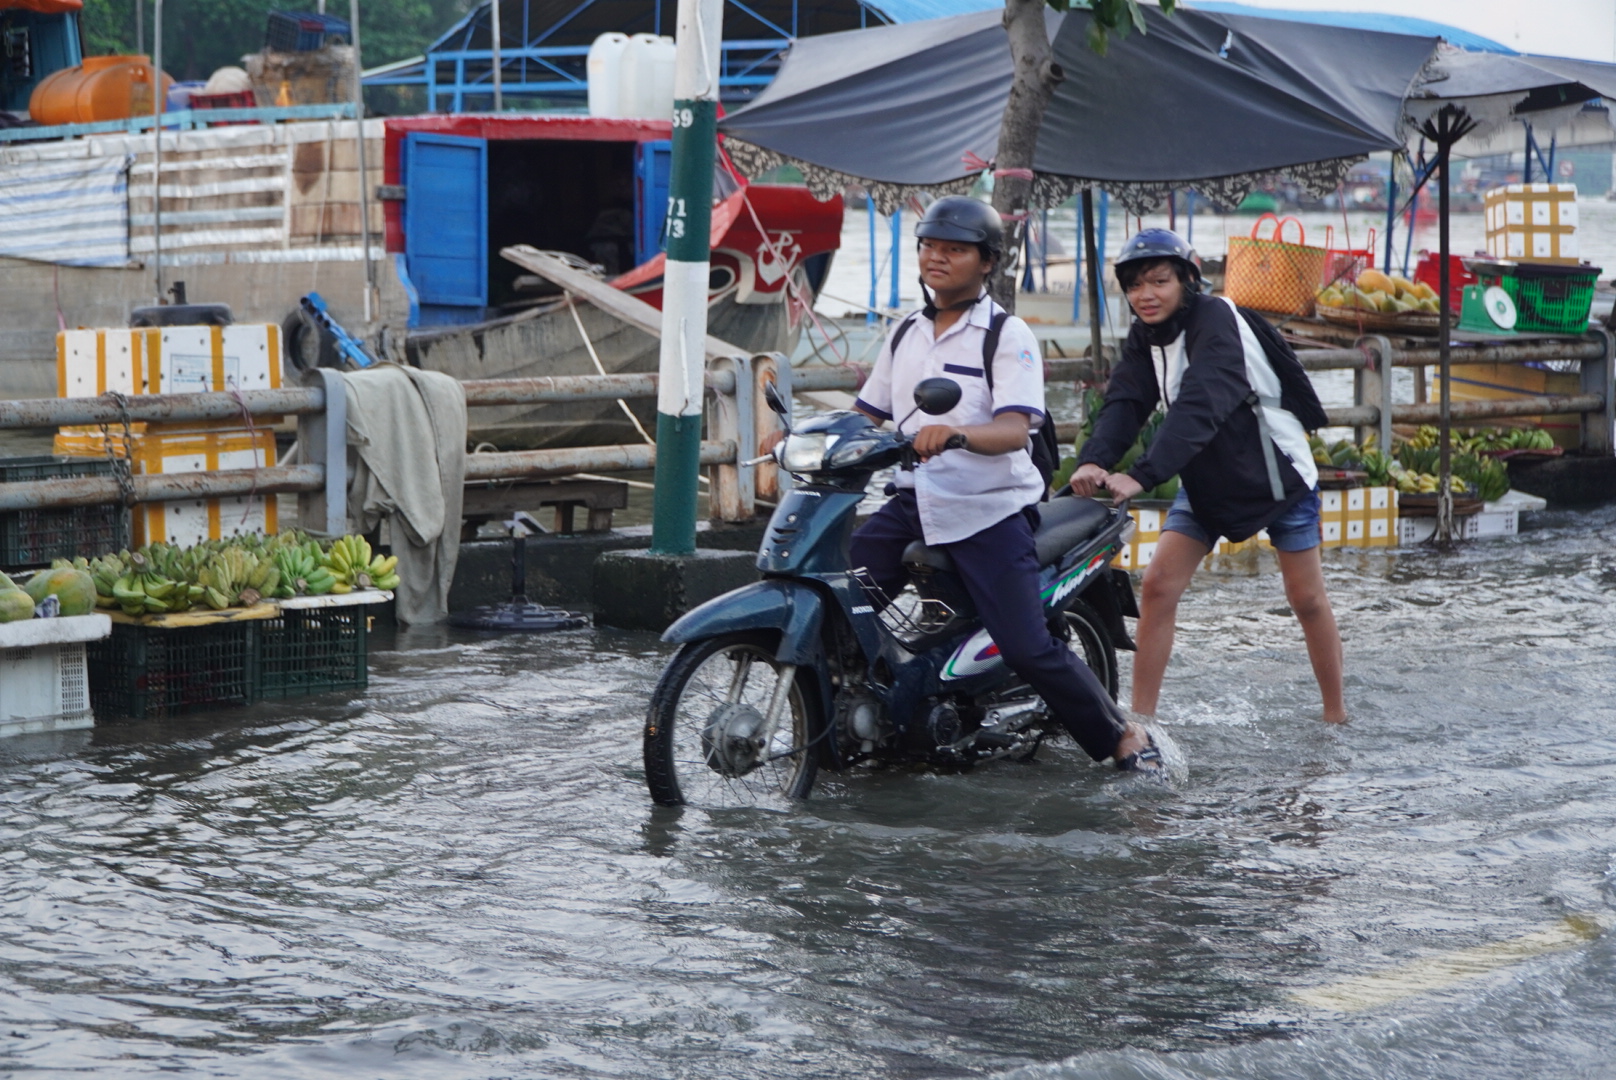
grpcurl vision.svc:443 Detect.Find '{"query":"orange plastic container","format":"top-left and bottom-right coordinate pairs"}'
top-left (29, 56), bottom-right (174, 125)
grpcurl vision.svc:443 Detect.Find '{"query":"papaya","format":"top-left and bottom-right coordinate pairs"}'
top-left (1317, 286), bottom-right (1344, 308)
top-left (0, 589), bottom-right (32, 622)
top-left (24, 567), bottom-right (98, 617)
top-left (1413, 281), bottom-right (1438, 301)
top-left (0, 570), bottom-right (18, 594)
top-left (1357, 268), bottom-right (1394, 295)
top-left (1389, 274), bottom-right (1418, 298)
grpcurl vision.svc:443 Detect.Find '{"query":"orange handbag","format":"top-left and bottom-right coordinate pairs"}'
top-left (1225, 214), bottom-right (1328, 317)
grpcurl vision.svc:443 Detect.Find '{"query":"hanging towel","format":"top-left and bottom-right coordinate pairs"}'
top-left (342, 364), bottom-right (466, 626)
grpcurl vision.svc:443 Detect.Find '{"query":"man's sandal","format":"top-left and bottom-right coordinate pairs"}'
top-left (1115, 733), bottom-right (1165, 773)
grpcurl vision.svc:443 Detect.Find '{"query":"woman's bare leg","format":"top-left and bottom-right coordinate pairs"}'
top-left (1276, 546), bottom-right (1346, 723)
top-left (1130, 530), bottom-right (1211, 717)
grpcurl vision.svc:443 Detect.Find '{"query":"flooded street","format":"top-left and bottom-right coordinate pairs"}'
top-left (2, 507), bottom-right (1615, 1078)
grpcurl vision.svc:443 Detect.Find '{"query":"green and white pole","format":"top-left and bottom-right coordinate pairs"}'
top-left (650, 0), bottom-right (723, 556)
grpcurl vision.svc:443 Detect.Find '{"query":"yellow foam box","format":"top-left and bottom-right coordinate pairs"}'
top-left (57, 323), bottom-right (283, 398)
top-left (1483, 183), bottom-right (1580, 265)
top-left (54, 323), bottom-right (285, 456)
top-left (1113, 487), bottom-right (1399, 568)
top-left (128, 428), bottom-right (279, 548)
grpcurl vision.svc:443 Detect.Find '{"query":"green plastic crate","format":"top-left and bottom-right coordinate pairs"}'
top-left (0, 456), bottom-right (130, 570)
top-left (88, 621), bottom-right (258, 721)
top-left (1472, 262), bottom-right (1600, 335)
top-left (255, 605), bottom-right (369, 700)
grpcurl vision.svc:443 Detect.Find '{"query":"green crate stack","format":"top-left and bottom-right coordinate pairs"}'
top-left (88, 621), bottom-right (259, 721)
top-left (0, 456), bottom-right (130, 571)
top-left (255, 606), bottom-right (369, 700)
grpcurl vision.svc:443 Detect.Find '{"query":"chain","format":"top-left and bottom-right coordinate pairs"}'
top-left (98, 390), bottom-right (138, 507)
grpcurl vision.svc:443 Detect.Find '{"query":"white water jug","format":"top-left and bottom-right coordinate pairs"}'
top-left (587, 33), bottom-right (628, 118)
top-left (619, 33), bottom-right (676, 120)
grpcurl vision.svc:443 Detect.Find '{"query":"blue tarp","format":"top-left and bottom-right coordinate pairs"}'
top-left (1186, 2), bottom-right (1514, 54)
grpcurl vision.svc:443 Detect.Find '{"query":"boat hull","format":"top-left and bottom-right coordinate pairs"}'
top-left (407, 289), bottom-right (801, 450)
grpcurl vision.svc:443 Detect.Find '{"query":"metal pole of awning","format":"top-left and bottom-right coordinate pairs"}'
top-left (350, 0), bottom-right (375, 324)
top-left (492, 0), bottom-right (503, 111)
top-left (151, 0), bottom-right (162, 303)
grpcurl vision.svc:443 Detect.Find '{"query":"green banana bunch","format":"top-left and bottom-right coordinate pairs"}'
top-left (368, 553), bottom-right (399, 591)
top-left (272, 544), bottom-right (333, 597)
top-left (322, 534), bottom-right (375, 592)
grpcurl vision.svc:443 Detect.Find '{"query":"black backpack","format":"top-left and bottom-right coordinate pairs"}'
top-left (1235, 305), bottom-right (1329, 432)
top-left (888, 310), bottom-right (1064, 497)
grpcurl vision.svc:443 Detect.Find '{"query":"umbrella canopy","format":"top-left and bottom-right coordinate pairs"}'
top-left (720, 5), bottom-right (1440, 212)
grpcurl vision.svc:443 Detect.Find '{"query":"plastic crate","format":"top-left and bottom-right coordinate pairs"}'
top-left (0, 456), bottom-right (130, 571)
top-left (190, 90), bottom-right (257, 111)
top-left (266, 10), bottom-right (351, 52)
top-left (88, 621), bottom-right (258, 721)
top-left (255, 605), bottom-right (368, 700)
top-left (1470, 261), bottom-right (1600, 334)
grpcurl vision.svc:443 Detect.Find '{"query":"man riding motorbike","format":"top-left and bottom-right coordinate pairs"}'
top-left (768, 197), bottom-right (1160, 771)
top-left (1070, 228), bottom-right (1346, 724)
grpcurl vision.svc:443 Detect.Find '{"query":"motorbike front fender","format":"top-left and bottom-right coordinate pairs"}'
top-left (661, 578), bottom-right (826, 666)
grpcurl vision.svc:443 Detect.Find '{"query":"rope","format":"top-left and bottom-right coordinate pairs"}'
top-left (565, 293), bottom-right (654, 445)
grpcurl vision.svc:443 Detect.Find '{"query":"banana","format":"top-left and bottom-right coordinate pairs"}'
top-left (203, 586), bottom-right (230, 610)
top-left (372, 573), bottom-right (399, 590)
top-left (330, 581), bottom-right (351, 594)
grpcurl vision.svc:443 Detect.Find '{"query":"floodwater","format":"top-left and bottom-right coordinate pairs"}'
top-left (3, 506), bottom-right (1615, 1077)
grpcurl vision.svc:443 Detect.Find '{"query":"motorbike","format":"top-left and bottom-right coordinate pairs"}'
top-left (642, 377), bottom-right (1141, 808)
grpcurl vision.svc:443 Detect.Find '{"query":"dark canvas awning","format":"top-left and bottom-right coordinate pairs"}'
top-left (720, 5), bottom-right (1441, 212)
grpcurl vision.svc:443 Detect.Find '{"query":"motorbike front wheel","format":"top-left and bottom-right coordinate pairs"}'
top-left (644, 632), bottom-right (821, 808)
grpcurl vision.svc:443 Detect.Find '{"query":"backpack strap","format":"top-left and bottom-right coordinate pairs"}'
top-left (980, 310), bottom-right (1009, 391)
top-left (887, 311), bottom-right (921, 358)
top-left (1246, 391), bottom-right (1288, 501)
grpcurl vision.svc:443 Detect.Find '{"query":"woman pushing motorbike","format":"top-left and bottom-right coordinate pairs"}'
top-left (1070, 229), bottom-right (1347, 724)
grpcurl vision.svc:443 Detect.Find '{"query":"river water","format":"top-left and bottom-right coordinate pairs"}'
top-left (3, 503), bottom-right (1614, 1077)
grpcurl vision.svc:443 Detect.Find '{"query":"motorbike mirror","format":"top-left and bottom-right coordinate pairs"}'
top-left (913, 377), bottom-right (962, 416)
top-left (763, 379), bottom-right (790, 418)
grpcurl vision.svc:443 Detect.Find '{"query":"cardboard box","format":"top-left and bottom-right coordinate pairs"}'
top-left (129, 428), bottom-right (279, 547)
top-left (1484, 183), bottom-right (1580, 265)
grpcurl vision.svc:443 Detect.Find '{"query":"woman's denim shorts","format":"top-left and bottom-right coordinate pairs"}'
top-left (1162, 487), bottom-right (1322, 552)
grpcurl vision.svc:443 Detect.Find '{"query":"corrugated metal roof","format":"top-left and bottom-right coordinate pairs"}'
top-left (1185, 2), bottom-right (1515, 54)
top-left (859, 0), bottom-right (1001, 24)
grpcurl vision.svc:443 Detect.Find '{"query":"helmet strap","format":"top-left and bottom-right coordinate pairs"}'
top-left (918, 277), bottom-right (983, 320)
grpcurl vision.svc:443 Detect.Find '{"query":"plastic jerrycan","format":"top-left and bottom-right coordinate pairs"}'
top-left (587, 33), bottom-right (629, 118)
top-left (619, 33), bottom-right (676, 120)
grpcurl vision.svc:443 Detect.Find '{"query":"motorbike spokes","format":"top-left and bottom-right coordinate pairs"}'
top-left (644, 634), bottom-right (818, 808)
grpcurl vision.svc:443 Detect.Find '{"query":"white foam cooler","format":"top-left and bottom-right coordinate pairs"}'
top-left (0, 614), bottom-right (111, 737)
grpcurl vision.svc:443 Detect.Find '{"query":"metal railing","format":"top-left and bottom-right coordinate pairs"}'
top-left (0, 332), bottom-right (1611, 527)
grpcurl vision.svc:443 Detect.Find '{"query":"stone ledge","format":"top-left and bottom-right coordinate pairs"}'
top-left (592, 548), bottom-right (760, 632)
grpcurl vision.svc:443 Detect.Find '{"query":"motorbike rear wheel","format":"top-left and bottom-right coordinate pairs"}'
top-left (644, 632), bottom-right (821, 808)
top-left (1062, 600), bottom-right (1118, 700)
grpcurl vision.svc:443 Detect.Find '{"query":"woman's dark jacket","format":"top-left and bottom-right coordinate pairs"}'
top-left (1077, 291), bottom-right (1318, 543)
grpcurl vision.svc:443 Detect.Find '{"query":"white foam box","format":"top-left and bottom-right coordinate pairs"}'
top-left (1484, 183), bottom-right (1579, 265)
top-left (0, 614), bottom-right (111, 737)
top-left (130, 427), bottom-right (280, 547)
top-left (57, 324), bottom-right (283, 398)
top-left (1396, 507), bottom-right (1518, 545)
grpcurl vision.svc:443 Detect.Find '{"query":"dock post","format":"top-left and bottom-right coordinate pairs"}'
top-left (1356, 336), bottom-right (1395, 454)
top-left (296, 368), bottom-right (348, 537)
top-left (709, 355), bottom-right (755, 522)
top-left (650, 0), bottom-right (724, 555)
top-left (1582, 328), bottom-right (1615, 456)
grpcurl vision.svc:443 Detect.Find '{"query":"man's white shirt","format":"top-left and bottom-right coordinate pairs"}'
top-left (854, 295), bottom-right (1048, 546)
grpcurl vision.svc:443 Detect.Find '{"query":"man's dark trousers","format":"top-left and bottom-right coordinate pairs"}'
top-left (848, 490), bottom-right (1128, 761)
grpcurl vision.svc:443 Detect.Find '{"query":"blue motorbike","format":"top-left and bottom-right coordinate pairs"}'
top-left (643, 378), bottom-right (1140, 808)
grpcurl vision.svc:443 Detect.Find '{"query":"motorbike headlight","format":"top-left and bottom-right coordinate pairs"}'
top-left (780, 432), bottom-right (835, 472)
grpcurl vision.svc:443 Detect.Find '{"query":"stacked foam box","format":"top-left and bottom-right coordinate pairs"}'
top-left (1115, 487), bottom-right (1399, 568)
top-left (54, 325), bottom-right (283, 546)
top-left (1484, 183), bottom-right (1579, 265)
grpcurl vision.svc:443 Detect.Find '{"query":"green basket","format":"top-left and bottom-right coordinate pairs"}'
top-left (0, 456), bottom-right (130, 571)
top-left (88, 621), bottom-right (259, 721)
top-left (255, 606), bottom-right (369, 701)
top-left (1471, 263), bottom-right (1601, 334)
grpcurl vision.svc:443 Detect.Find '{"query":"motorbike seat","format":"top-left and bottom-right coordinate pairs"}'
top-left (1033, 496), bottom-right (1110, 567)
top-left (899, 497), bottom-right (1111, 576)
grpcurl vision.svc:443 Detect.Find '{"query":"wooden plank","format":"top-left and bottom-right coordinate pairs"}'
top-left (107, 602), bottom-right (283, 628)
top-left (499, 245), bottom-right (744, 360)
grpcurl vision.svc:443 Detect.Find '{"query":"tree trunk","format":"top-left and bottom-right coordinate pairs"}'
top-left (988, 0), bottom-right (1063, 313)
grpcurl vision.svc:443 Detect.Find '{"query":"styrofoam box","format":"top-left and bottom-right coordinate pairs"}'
top-left (1396, 506), bottom-right (1519, 545)
top-left (0, 614), bottom-right (111, 737)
